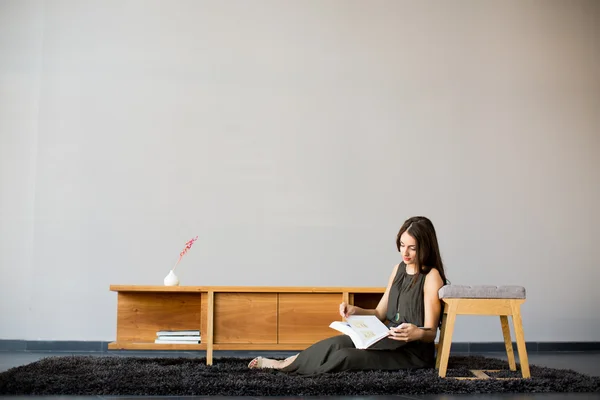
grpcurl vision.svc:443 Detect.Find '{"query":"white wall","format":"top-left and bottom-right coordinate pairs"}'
top-left (0, 0), bottom-right (43, 341)
top-left (1, 0), bottom-right (598, 343)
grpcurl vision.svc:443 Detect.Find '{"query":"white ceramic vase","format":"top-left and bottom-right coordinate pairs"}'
top-left (164, 270), bottom-right (180, 286)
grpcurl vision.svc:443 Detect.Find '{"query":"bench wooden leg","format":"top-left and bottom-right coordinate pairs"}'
top-left (207, 291), bottom-right (214, 365)
top-left (435, 311), bottom-right (448, 369)
top-left (500, 315), bottom-right (516, 371)
top-left (437, 299), bottom-right (457, 377)
top-left (511, 300), bottom-right (530, 378)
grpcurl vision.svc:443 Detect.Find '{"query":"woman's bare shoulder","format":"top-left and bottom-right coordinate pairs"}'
top-left (424, 267), bottom-right (443, 284)
top-left (423, 268), bottom-right (444, 300)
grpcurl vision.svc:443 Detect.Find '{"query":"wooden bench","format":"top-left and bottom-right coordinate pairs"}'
top-left (435, 285), bottom-right (530, 379)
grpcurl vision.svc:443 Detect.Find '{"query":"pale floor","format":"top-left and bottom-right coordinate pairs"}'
top-left (0, 350), bottom-right (599, 400)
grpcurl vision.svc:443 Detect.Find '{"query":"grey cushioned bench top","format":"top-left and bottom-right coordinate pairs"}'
top-left (438, 285), bottom-right (526, 299)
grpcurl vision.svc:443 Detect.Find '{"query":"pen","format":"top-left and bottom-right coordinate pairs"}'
top-left (391, 326), bottom-right (432, 331)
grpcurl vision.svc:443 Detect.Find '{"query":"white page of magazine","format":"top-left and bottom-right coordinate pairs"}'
top-left (329, 315), bottom-right (390, 349)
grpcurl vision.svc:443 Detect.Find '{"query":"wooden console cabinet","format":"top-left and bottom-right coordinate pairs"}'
top-left (109, 285), bottom-right (384, 364)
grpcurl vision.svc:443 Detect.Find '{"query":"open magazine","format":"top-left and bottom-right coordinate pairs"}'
top-left (329, 315), bottom-right (390, 349)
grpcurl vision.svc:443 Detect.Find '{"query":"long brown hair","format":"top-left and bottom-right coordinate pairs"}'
top-left (396, 216), bottom-right (448, 286)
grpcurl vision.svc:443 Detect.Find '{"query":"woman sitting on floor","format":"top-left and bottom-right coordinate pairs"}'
top-left (248, 216), bottom-right (448, 375)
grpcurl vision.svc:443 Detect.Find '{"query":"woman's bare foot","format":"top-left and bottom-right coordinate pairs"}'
top-left (247, 356), bottom-right (278, 369)
top-left (248, 356), bottom-right (262, 369)
top-left (248, 354), bottom-right (298, 370)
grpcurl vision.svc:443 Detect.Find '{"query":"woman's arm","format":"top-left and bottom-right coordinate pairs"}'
top-left (341, 264), bottom-right (399, 321)
top-left (417, 268), bottom-right (444, 342)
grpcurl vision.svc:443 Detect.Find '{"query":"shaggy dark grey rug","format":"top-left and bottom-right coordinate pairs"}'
top-left (0, 355), bottom-right (598, 396)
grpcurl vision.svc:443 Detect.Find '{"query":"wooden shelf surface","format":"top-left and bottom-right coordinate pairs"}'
top-left (108, 342), bottom-right (207, 350)
top-left (111, 285), bottom-right (385, 293)
top-left (212, 343), bottom-right (313, 351)
top-left (108, 342), bottom-right (317, 351)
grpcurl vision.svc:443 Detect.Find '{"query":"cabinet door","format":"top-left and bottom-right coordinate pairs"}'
top-left (278, 293), bottom-right (341, 344)
top-left (213, 293), bottom-right (277, 343)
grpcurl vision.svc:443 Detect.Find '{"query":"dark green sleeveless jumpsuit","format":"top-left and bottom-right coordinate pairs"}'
top-left (281, 263), bottom-right (435, 375)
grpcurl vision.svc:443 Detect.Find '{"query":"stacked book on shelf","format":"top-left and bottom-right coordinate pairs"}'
top-left (154, 329), bottom-right (201, 344)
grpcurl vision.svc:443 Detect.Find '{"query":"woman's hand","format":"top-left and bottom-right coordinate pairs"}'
top-left (388, 323), bottom-right (424, 342)
top-left (339, 302), bottom-right (357, 318)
